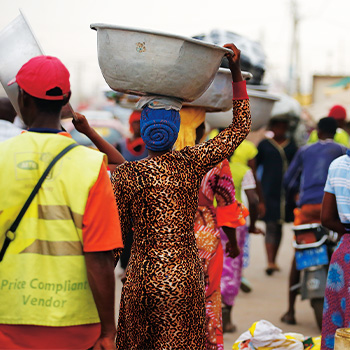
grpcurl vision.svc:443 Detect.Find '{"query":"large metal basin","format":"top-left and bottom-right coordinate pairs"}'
top-left (205, 89), bottom-right (279, 131)
top-left (0, 11), bottom-right (43, 118)
top-left (90, 24), bottom-right (232, 102)
top-left (185, 68), bottom-right (252, 112)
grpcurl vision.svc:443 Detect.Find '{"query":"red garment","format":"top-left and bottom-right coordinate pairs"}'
top-left (293, 204), bottom-right (322, 225)
top-left (195, 159), bottom-right (247, 350)
top-left (125, 138), bottom-right (146, 157)
top-left (0, 140), bottom-right (123, 349)
top-left (129, 110), bottom-right (141, 132)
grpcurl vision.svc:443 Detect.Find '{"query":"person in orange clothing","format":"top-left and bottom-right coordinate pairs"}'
top-left (0, 55), bottom-right (123, 350)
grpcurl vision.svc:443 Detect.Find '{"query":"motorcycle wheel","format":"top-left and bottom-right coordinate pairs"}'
top-left (310, 297), bottom-right (324, 330)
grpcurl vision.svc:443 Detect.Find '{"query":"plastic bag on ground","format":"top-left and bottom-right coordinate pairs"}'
top-left (232, 320), bottom-right (304, 350)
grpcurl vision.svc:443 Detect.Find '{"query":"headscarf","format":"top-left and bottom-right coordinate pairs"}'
top-left (175, 107), bottom-right (206, 150)
top-left (129, 110), bottom-right (141, 132)
top-left (140, 107), bottom-right (180, 151)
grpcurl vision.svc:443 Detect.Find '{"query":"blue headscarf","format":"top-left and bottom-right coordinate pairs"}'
top-left (140, 107), bottom-right (180, 151)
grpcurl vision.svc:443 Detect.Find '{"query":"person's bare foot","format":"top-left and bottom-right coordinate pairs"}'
top-left (281, 312), bottom-right (296, 325)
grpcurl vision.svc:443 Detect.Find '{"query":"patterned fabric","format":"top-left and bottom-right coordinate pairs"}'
top-left (221, 225), bottom-right (248, 306)
top-left (324, 153), bottom-right (350, 223)
top-left (322, 151), bottom-right (350, 349)
top-left (111, 98), bottom-right (251, 350)
top-left (321, 235), bottom-right (350, 349)
top-left (230, 164), bottom-right (256, 269)
top-left (140, 107), bottom-right (180, 151)
top-left (241, 168), bottom-right (256, 191)
top-left (229, 162), bottom-right (255, 204)
top-left (243, 233), bottom-right (250, 269)
top-left (194, 159), bottom-right (243, 350)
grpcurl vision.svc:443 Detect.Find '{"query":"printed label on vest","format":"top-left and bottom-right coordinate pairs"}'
top-left (1, 278), bottom-right (88, 308)
top-left (17, 160), bottom-right (38, 170)
top-left (15, 152), bottom-right (62, 181)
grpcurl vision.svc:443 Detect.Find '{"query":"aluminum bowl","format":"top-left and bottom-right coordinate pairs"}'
top-left (0, 11), bottom-right (75, 120)
top-left (184, 69), bottom-right (252, 112)
top-left (205, 89), bottom-right (279, 131)
top-left (0, 11), bottom-right (43, 118)
top-left (90, 24), bottom-right (232, 102)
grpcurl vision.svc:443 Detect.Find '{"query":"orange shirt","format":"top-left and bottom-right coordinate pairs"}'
top-left (0, 134), bottom-right (123, 349)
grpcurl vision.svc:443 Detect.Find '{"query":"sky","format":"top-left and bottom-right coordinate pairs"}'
top-left (1, 0), bottom-right (350, 108)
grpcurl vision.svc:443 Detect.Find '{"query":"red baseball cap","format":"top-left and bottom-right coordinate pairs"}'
top-left (8, 55), bottom-right (70, 101)
top-left (328, 105), bottom-right (347, 120)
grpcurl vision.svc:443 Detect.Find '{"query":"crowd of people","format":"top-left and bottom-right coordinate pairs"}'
top-left (0, 40), bottom-right (350, 350)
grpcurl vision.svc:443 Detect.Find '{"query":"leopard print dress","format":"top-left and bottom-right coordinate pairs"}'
top-left (111, 99), bottom-right (251, 350)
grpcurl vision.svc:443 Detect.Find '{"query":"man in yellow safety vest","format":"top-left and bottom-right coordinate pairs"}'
top-left (0, 55), bottom-right (123, 350)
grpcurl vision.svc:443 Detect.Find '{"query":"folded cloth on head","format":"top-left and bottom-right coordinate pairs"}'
top-left (136, 95), bottom-right (183, 111)
top-left (140, 107), bottom-right (180, 152)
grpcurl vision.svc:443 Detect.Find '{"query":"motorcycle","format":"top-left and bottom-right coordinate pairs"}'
top-left (292, 223), bottom-right (338, 329)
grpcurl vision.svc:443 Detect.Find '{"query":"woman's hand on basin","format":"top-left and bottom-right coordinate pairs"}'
top-left (223, 43), bottom-right (243, 82)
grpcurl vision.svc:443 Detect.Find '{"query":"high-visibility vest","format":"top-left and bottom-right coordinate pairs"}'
top-left (0, 132), bottom-right (106, 327)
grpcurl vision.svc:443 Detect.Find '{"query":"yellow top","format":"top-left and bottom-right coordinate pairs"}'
top-left (175, 106), bottom-right (206, 149)
top-left (308, 128), bottom-right (349, 147)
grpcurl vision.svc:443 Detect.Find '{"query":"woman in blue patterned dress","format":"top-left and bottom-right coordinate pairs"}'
top-left (321, 150), bottom-right (350, 349)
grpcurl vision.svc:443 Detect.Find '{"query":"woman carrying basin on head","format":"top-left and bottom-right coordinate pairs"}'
top-left (74, 43), bottom-right (251, 350)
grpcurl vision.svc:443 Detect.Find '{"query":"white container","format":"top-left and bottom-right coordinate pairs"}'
top-left (271, 93), bottom-right (302, 119)
top-left (246, 83), bottom-right (269, 92)
top-left (185, 69), bottom-right (253, 112)
top-left (0, 11), bottom-right (75, 120)
top-left (205, 89), bottom-right (279, 131)
top-left (0, 11), bottom-right (43, 118)
top-left (90, 24), bottom-right (232, 102)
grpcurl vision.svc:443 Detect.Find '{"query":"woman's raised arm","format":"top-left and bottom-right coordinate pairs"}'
top-left (72, 113), bottom-right (126, 167)
top-left (181, 43), bottom-right (251, 175)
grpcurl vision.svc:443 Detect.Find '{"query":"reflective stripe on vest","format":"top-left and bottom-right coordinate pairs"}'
top-left (38, 205), bottom-right (83, 229)
top-left (20, 240), bottom-right (83, 256)
top-left (0, 132), bottom-right (105, 327)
